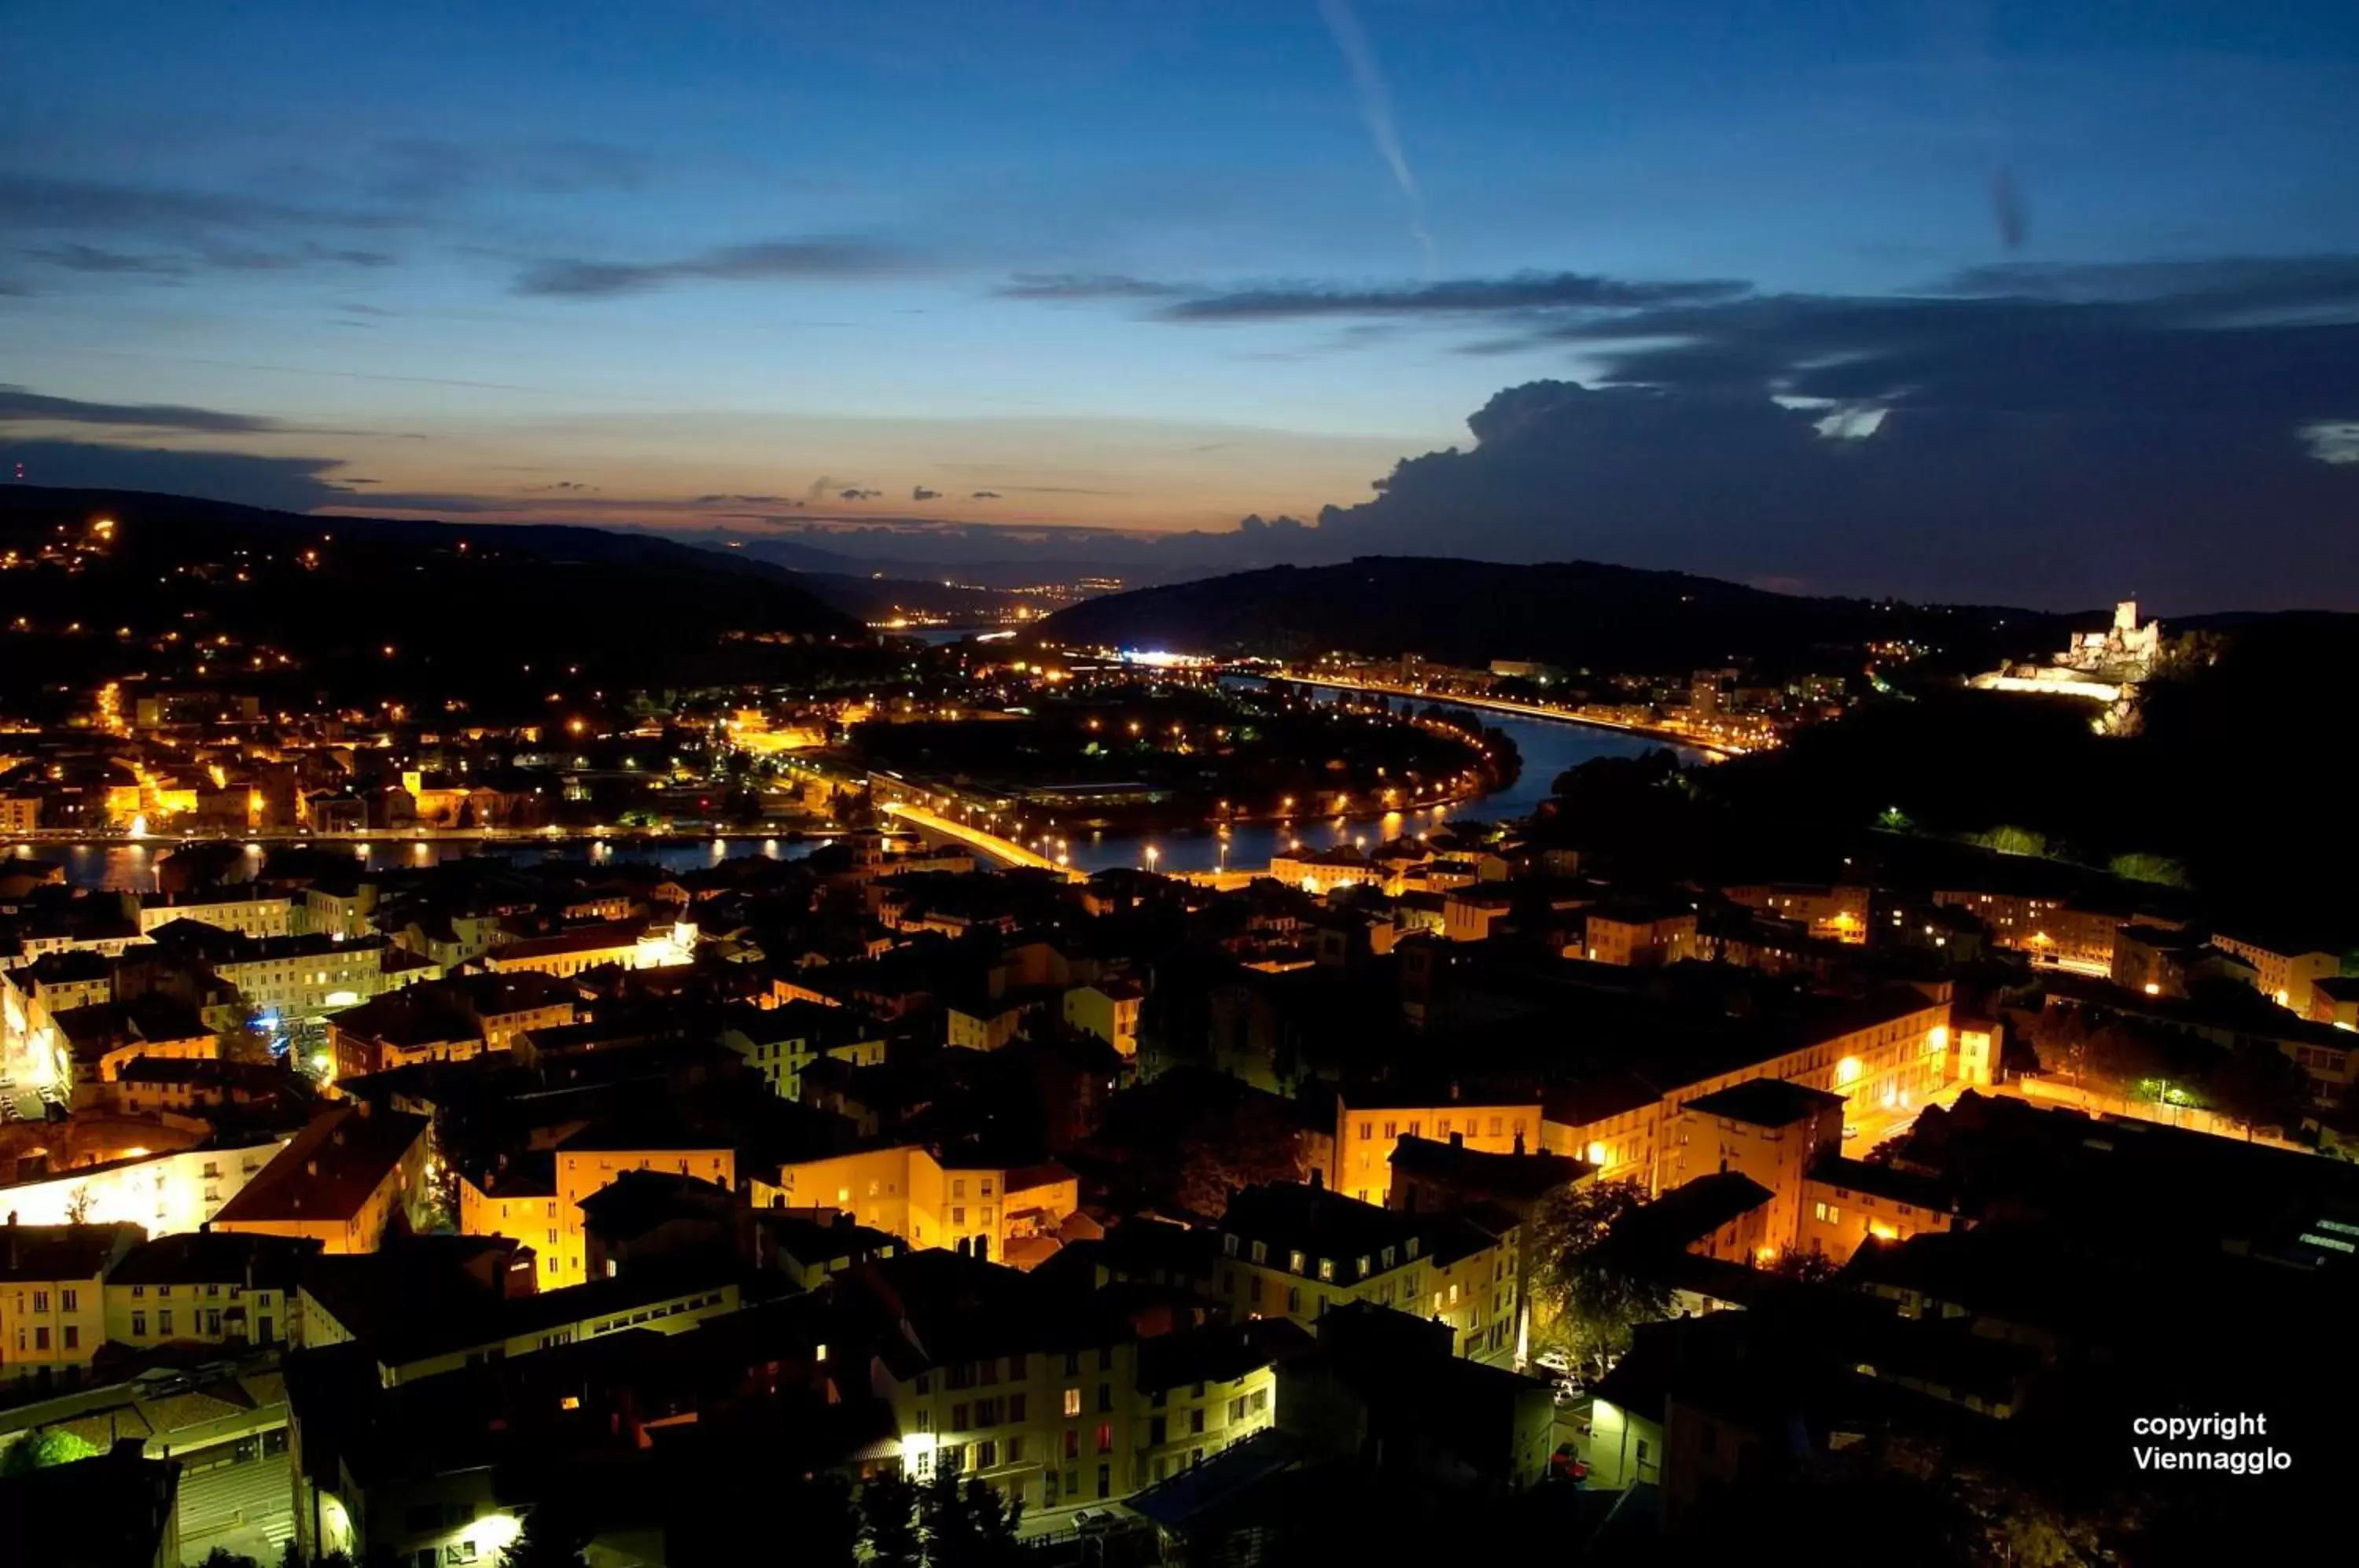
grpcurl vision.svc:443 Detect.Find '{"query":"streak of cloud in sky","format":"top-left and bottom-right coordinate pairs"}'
top-left (1316, 0), bottom-right (1435, 275)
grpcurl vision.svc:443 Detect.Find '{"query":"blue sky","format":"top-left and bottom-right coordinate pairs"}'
top-left (6, 2), bottom-right (2359, 603)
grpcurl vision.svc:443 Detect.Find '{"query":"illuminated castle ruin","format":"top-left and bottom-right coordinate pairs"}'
top-left (1970, 600), bottom-right (2162, 733)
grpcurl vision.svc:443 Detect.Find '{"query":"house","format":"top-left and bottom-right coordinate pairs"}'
top-left (1131, 1319), bottom-right (1308, 1489)
top-left (716, 999), bottom-right (884, 1098)
top-left (759, 1143), bottom-right (1080, 1267)
top-left (1332, 1088), bottom-right (1541, 1205)
top-left (104, 1231), bottom-right (321, 1350)
top-left (1279, 1301), bottom-right (1554, 1492)
top-left (1062, 978), bottom-right (1144, 1058)
top-left (1213, 1182), bottom-right (1521, 1366)
top-left (1579, 899), bottom-right (1700, 968)
top-left (842, 1248), bottom-right (1139, 1518)
top-left (210, 1105), bottom-right (432, 1254)
top-left (1666, 1078), bottom-right (1846, 1253)
top-left (0, 1222), bottom-right (144, 1386)
top-left (1795, 1156), bottom-right (1965, 1265)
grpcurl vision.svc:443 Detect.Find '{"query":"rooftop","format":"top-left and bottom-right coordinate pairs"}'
top-left (0, 1222), bottom-right (145, 1283)
top-left (210, 1104), bottom-right (429, 1224)
top-left (108, 1229), bottom-right (322, 1288)
top-left (1682, 1077), bottom-right (1847, 1128)
top-left (1387, 1135), bottom-right (1592, 1199)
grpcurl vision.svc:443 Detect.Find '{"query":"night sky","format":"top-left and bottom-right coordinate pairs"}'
top-left (6, 1), bottom-right (2359, 608)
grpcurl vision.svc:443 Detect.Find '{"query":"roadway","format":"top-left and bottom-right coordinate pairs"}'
top-left (1264, 673), bottom-right (1747, 759)
top-left (881, 802), bottom-right (1084, 880)
top-left (1839, 1081), bottom-right (1971, 1158)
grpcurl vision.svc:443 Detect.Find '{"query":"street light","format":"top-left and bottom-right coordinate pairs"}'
top-left (1144, 845), bottom-right (1159, 874)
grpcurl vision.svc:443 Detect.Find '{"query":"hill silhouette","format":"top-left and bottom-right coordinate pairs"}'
top-left (0, 487), bottom-right (859, 720)
top-left (1037, 556), bottom-right (2077, 675)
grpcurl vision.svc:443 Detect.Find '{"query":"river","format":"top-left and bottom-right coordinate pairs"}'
top-left (1048, 681), bottom-right (1705, 874)
top-left (13, 834), bottom-right (825, 894)
top-left (13, 686), bottom-right (1702, 889)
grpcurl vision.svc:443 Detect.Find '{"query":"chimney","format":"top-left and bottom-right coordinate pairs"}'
top-left (1308, 1169), bottom-right (1323, 1191)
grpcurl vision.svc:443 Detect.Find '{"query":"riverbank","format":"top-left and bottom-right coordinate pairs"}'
top-left (7, 828), bottom-right (837, 848)
top-left (1267, 672), bottom-right (1746, 759)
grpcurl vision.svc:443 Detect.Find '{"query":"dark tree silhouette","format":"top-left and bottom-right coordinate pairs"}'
top-left (860, 1470), bottom-right (925, 1568)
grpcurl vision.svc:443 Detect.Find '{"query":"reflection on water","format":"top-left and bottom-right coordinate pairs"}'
top-left (13, 686), bottom-right (1704, 890)
top-left (17, 835), bottom-right (825, 893)
top-left (1055, 683), bottom-right (1704, 874)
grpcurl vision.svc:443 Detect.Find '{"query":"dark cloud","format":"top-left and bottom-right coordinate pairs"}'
top-left (0, 440), bottom-right (355, 513)
top-left (201, 243), bottom-right (396, 271)
top-left (1235, 513), bottom-right (1311, 535)
top-left (521, 480), bottom-right (599, 494)
top-left (970, 490), bottom-right (1001, 499)
top-left (1938, 254), bottom-right (2359, 310)
top-left (25, 238), bottom-right (396, 278)
top-left (330, 301), bottom-right (399, 318)
top-left (0, 385), bottom-right (285, 434)
top-left (694, 493), bottom-right (802, 506)
top-left (515, 238), bottom-right (908, 298)
top-left (0, 173), bottom-right (383, 237)
top-left (838, 488), bottom-right (883, 501)
top-left (1305, 370), bottom-right (2359, 609)
top-left (369, 138), bottom-right (653, 203)
top-left (1156, 271), bottom-right (1748, 323)
top-left (24, 244), bottom-right (190, 277)
top-left (911, 486), bottom-right (940, 500)
top-left (995, 274), bottom-right (1188, 300)
top-left (1551, 268), bottom-right (2359, 428)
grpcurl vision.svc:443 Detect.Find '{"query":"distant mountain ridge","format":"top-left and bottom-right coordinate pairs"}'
top-left (1037, 556), bottom-right (2081, 675)
top-left (0, 486), bottom-right (859, 717)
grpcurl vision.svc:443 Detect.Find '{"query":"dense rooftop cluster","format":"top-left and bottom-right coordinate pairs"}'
top-left (2, 767), bottom-right (2352, 1562)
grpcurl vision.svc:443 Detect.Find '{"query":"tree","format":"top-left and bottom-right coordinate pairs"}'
top-left (1175, 1095), bottom-right (1306, 1217)
top-left (2078, 1020), bottom-right (2177, 1099)
top-left (912, 1467), bottom-right (1025, 1568)
top-left (917, 1468), bottom-right (971, 1568)
top-left (2026, 1004), bottom-right (2090, 1077)
top-left (2107, 852), bottom-right (2188, 887)
top-left (860, 1470), bottom-right (924, 1568)
top-left (1976, 824), bottom-right (2048, 858)
top-left (63, 1187), bottom-right (94, 1225)
top-left (0, 1429), bottom-right (98, 1475)
top-left (1527, 1180), bottom-right (1673, 1382)
top-left (1772, 1246), bottom-right (1840, 1285)
top-left (777, 1475), bottom-right (861, 1568)
top-left (2199, 1043), bottom-right (2309, 1134)
top-left (199, 1550), bottom-right (262, 1568)
top-left (959, 1477), bottom-right (1024, 1568)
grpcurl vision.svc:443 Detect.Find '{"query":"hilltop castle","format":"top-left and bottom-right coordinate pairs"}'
top-left (1970, 600), bottom-right (2163, 733)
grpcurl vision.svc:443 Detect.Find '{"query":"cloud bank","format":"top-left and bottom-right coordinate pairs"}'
top-left (1301, 256), bottom-right (2359, 607)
